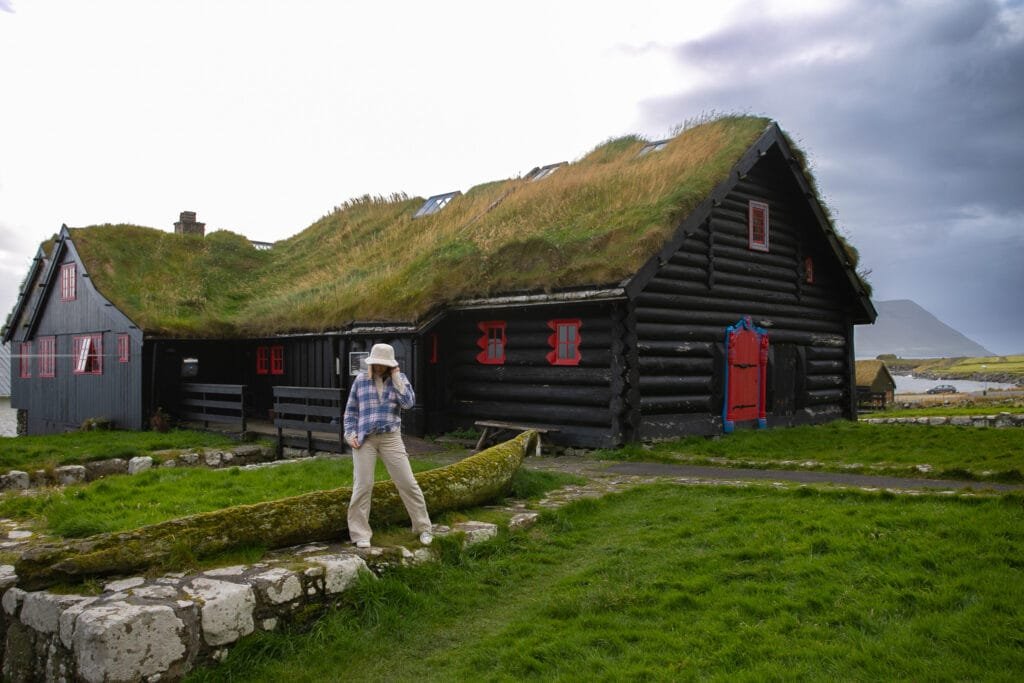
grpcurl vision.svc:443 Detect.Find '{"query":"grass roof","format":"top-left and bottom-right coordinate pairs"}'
top-left (72, 116), bottom-right (774, 337)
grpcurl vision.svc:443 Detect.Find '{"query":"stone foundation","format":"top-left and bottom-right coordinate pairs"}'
top-left (860, 412), bottom-right (1024, 428)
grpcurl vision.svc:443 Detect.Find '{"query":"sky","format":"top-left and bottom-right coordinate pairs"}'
top-left (1, 0), bottom-right (1021, 354)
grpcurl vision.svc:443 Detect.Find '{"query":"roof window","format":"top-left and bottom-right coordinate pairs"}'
top-left (638, 140), bottom-right (670, 157)
top-left (525, 162), bottom-right (567, 182)
top-left (414, 191), bottom-right (461, 218)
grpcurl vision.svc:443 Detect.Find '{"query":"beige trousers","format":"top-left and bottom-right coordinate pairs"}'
top-left (347, 431), bottom-right (432, 543)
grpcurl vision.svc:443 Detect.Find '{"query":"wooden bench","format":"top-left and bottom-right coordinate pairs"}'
top-left (473, 420), bottom-right (557, 457)
top-left (273, 386), bottom-right (346, 456)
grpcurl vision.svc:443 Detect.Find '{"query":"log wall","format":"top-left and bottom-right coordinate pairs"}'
top-left (635, 150), bottom-right (857, 439)
top-left (441, 304), bottom-right (618, 447)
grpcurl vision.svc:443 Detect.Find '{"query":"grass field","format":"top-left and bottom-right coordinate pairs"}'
top-left (595, 421), bottom-right (1024, 482)
top-left (0, 429), bottom-right (245, 475)
top-left (0, 457), bottom-right (442, 538)
top-left (861, 401), bottom-right (1024, 419)
top-left (187, 484), bottom-right (1024, 681)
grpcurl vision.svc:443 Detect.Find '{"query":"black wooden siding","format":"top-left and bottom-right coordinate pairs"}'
top-left (635, 151), bottom-right (855, 439)
top-left (10, 245), bottom-right (144, 433)
top-left (441, 305), bottom-right (619, 448)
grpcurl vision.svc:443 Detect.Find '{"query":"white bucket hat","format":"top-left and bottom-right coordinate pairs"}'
top-left (365, 343), bottom-right (399, 368)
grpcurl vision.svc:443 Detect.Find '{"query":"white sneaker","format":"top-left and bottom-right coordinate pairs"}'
top-left (355, 540), bottom-right (371, 549)
top-left (419, 532), bottom-right (433, 546)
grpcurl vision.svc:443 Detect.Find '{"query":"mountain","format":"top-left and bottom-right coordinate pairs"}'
top-left (855, 299), bottom-right (993, 359)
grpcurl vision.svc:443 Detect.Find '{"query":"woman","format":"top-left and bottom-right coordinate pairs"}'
top-left (343, 343), bottom-right (433, 548)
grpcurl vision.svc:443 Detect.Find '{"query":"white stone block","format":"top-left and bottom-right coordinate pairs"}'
top-left (252, 567), bottom-right (302, 604)
top-left (0, 564), bottom-right (17, 591)
top-left (128, 456), bottom-right (153, 474)
top-left (21, 591), bottom-right (92, 634)
top-left (104, 577), bottom-right (145, 593)
top-left (4, 471), bottom-right (30, 490)
top-left (73, 604), bottom-right (187, 683)
top-left (203, 565), bottom-right (247, 577)
top-left (307, 555), bottom-right (370, 594)
top-left (187, 578), bottom-right (255, 646)
top-left (509, 512), bottom-right (539, 530)
top-left (928, 417), bottom-right (947, 426)
top-left (58, 598), bottom-right (98, 648)
top-left (132, 585), bottom-right (178, 600)
top-left (3, 586), bottom-right (26, 615)
top-left (204, 451), bottom-right (223, 467)
top-left (55, 465), bottom-right (87, 485)
top-left (453, 521), bottom-right (498, 545)
top-left (261, 617), bottom-right (279, 631)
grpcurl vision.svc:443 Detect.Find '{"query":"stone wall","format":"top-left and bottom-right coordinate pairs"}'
top-left (860, 413), bottom-right (1024, 428)
top-left (0, 520), bottom-right (519, 682)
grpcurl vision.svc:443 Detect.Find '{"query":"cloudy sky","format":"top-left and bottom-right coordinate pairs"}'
top-left (1, 0), bottom-right (1021, 354)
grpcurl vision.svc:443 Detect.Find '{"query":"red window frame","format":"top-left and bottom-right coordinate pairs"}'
top-left (429, 332), bottom-right (439, 365)
top-left (748, 200), bottom-right (770, 252)
top-left (118, 334), bottom-right (131, 363)
top-left (270, 345), bottom-right (285, 375)
top-left (60, 263), bottom-right (77, 301)
top-left (38, 337), bottom-right (56, 378)
top-left (19, 342), bottom-right (32, 378)
top-left (803, 256), bottom-right (815, 284)
top-left (256, 346), bottom-right (269, 375)
top-left (476, 321), bottom-right (507, 365)
top-left (72, 333), bottom-right (103, 375)
top-left (546, 319), bottom-right (582, 366)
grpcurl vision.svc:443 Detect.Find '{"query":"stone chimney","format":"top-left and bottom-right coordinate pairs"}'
top-left (174, 211), bottom-right (205, 236)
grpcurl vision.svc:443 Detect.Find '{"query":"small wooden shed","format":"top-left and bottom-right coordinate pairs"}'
top-left (855, 360), bottom-right (896, 410)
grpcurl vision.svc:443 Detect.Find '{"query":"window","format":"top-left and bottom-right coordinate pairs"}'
top-left (476, 321), bottom-right (506, 365)
top-left (270, 345), bottom-right (285, 375)
top-left (803, 256), bottom-right (815, 284)
top-left (256, 346), bottom-right (269, 375)
top-left (748, 200), bottom-right (770, 252)
top-left (60, 263), bottom-right (77, 301)
top-left (638, 140), bottom-right (670, 157)
top-left (547, 319), bottom-right (582, 365)
top-left (19, 342), bottom-right (31, 378)
top-left (73, 334), bottom-right (103, 375)
top-left (38, 337), bottom-right (56, 377)
top-left (118, 334), bottom-right (131, 363)
top-left (413, 191), bottom-right (462, 218)
top-left (526, 162), bottom-right (566, 181)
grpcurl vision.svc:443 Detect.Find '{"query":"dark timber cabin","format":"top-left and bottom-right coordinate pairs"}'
top-left (3, 117), bottom-right (876, 447)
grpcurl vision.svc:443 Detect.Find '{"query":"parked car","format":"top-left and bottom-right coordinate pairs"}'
top-left (926, 384), bottom-right (958, 394)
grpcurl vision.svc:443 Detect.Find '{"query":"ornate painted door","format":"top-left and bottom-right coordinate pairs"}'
top-left (723, 316), bottom-right (769, 433)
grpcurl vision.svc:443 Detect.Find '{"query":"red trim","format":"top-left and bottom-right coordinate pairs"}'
top-left (256, 346), bottom-right (269, 375)
top-left (118, 334), bottom-right (130, 363)
top-left (748, 201), bottom-right (769, 252)
top-left (429, 333), bottom-right (439, 365)
top-left (38, 337), bottom-right (56, 377)
top-left (546, 319), bottom-right (582, 366)
top-left (270, 345), bottom-right (285, 375)
top-left (60, 263), bottom-right (77, 301)
top-left (804, 256), bottom-right (815, 284)
top-left (19, 342), bottom-right (31, 378)
top-left (72, 334), bottom-right (103, 375)
top-left (476, 321), bottom-right (506, 365)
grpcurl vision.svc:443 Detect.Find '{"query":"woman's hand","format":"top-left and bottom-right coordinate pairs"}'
top-left (390, 365), bottom-right (401, 378)
top-left (347, 435), bottom-right (361, 449)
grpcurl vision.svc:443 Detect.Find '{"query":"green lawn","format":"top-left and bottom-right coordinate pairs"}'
top-left (188, 484), bottom-right (1024, 681)
top-left (0, 457), bottom-right (440, 538)
top-left (861, 402), bottom-right (1024, 419)
top-left (596, 421), bottom-right (1024, 482)
top-left (0, 429), bottom-right (245, 474)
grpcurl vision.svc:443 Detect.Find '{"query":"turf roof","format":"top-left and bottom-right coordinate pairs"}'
top-left (70, 116), bottom-right (788, 337)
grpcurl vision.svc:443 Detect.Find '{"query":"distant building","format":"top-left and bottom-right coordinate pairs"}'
top-left (855, 360), bottom-right (896, 410)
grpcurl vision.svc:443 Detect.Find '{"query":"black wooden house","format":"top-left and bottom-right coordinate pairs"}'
top-left (4, 118), bottom-right (875, 447)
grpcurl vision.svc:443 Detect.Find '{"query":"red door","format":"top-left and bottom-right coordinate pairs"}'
top-left (723, 316), bottom-right (769, 432)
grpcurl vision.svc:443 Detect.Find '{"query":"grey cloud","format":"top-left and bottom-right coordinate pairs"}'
top-left (639, 0), bottom-right (1024, 353)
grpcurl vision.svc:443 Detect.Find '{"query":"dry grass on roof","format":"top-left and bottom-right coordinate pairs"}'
top-left (71, 115), bottom-right (773, 337)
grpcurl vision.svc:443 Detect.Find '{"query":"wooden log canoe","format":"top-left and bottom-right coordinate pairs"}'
top-left (15, 431), bottom-right (537, 590)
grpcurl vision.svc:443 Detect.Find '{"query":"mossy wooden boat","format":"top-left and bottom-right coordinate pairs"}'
top-left (15, 432), bottom-right (535, 590)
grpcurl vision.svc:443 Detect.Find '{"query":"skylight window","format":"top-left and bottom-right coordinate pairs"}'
top-left (638, 140), bottom-right (670, 156)
top-left (414, 191), bottom-right (462, 218)
top-left (526, 162), bottom-right (566, 181)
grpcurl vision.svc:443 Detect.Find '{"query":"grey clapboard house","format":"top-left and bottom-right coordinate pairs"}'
top-left (3, 117), bottom-right (875, 446)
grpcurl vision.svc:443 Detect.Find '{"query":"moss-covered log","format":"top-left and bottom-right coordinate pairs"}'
top-left (15, 432), bottom-right (535, 590)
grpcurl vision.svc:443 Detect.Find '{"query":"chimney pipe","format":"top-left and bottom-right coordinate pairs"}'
top-left (174, 211), bottom-right (205, 237)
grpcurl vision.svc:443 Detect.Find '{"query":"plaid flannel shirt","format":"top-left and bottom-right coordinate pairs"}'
top-left (343, 371), bottom-right (415, 445)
